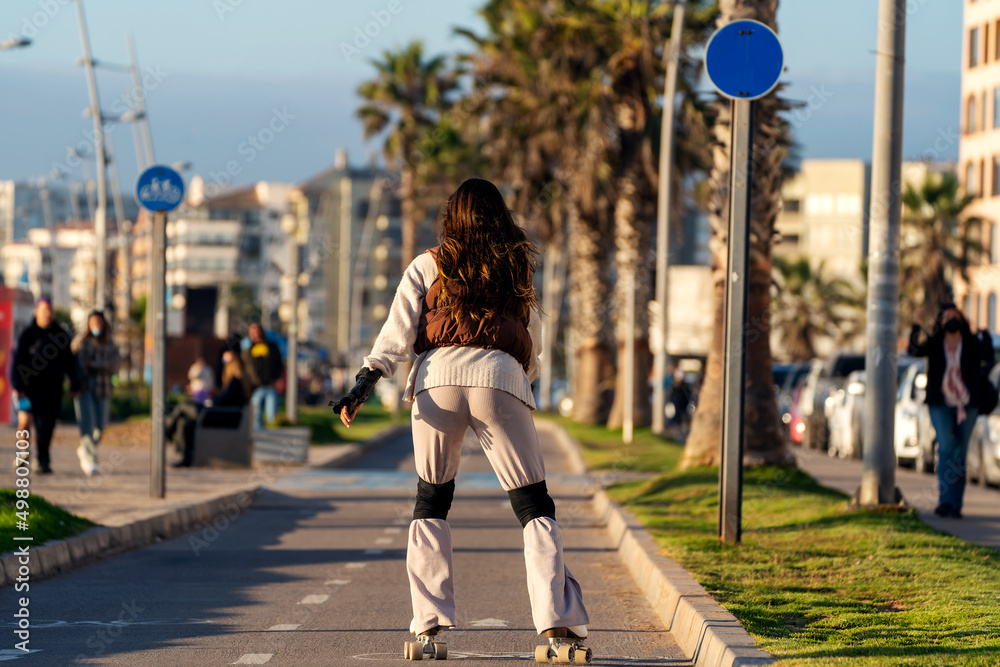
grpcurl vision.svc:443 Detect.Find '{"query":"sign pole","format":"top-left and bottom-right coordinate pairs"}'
top-left (135, 164), bottom-right (184, 500)
top-left (151, 209), bottom-right (166, 499)
top-left (703, 18), bottom-right (782, 545)
top-left (719, 99), bottom-right (753, 543)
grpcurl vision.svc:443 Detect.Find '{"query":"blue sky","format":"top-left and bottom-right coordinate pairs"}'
top-left (0, 0), bottom-right (963, 191)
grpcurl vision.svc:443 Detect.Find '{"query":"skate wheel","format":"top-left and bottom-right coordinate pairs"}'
top-left (557, 644), bottom-right (574, 663)
top-left (432, 642), bottom-right (447, 660)
top-left (405, 641), bottom-right (423, 660)
top-left (574, 646), bottom-right (592, 664)
top-left (535, 645), bottom-right (551, 663)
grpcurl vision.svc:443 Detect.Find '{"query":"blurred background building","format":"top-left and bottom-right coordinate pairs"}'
top-left (956, 0), bottom-right (1000, 332)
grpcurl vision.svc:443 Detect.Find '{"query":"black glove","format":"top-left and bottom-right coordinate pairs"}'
top-left (329, 367), bottom-right (383, 416)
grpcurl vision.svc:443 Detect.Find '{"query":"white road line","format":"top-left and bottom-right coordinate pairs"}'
top-left (232, 655), bottom-right (273, 664)
top-left (374, 537), bottom-right (393, 545)
top-left (266, 624), bottom-right (302, 631)
top-left (383, 526), bottom-right (403, 534)
top-left (346, 562), bottom-right (367, 569)
top-left (299, 595), bottom-right (330, 605)
top-left (325, 579), bottom-right (352, 585)
top-left (364, 549), bottom-right (384, 555)
top-left (471, 618), bottom-right (510, 627)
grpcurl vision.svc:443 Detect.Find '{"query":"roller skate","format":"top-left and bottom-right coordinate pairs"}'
top-left (535, 626), bottom-right (591, 664)
top-left (403, 626), bottom-right (447, 660)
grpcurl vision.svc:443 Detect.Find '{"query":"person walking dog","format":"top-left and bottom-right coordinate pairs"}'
top-left (331, 178), bottom-right (590, 662)
top-left (71, 310), bottom-right (120, 476)
top-left (909, 304), bottom-right (993, 519)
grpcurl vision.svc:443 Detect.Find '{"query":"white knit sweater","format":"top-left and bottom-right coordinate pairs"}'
top-left (363, 251), bottom-right (541, 410)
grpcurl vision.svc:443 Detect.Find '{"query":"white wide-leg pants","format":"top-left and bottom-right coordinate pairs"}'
top-left (407, 386), bottom-right (589, 635)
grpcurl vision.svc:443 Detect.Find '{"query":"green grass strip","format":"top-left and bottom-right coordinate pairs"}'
top-left (608, 466), bottom-right (1000, 666)
top-left (534, 414), bottom-right (1000, 665)
top-left (1, 488), bottom-right (96, 555)
top-left (294, 404), bottom-right (408, 445)
top-left (534, 413), bottom-right (682, 471)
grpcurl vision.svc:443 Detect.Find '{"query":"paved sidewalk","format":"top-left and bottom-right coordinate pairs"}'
top-left (795, 446), bottom-right (1000, 550)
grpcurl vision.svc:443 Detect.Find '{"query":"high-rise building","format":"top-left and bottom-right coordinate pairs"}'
top-left (298, 150), bottom-right (428, 362)
top-left (956, 0), bottom-right (1000, 332)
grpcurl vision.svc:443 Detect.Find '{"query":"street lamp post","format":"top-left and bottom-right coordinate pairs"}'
top-left (861, 0), bottom-right (907, 507)
top-left (652, 0), bottom-right (688, 435)
top-left (0, 37), bottom-right (31, 50)
top-left (74, 0), bottom-right (109, 312)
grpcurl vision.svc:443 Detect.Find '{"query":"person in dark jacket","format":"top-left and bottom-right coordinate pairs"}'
top-left (908, 303), bottom-right (990, 518)
top-left (241, 323), bottom-right (283, 429)
top-left (168, 349), bottom-right (250, 467)
top-left (11, 297), bottom-right (81, 474)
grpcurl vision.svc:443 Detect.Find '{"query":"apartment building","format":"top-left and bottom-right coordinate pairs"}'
top-left (956, 0), bottom-right (1000, 331)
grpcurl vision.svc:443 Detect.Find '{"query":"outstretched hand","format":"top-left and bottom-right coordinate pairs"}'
top-left (340, 404), bottom-right (359, 428)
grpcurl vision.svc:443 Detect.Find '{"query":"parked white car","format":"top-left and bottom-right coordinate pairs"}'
top-left (967, 363), bottom-right (1000, 487)
top-left (894, 361), bottom-right (925, 465)
top-left (828, 370), bottom-right (866, 459)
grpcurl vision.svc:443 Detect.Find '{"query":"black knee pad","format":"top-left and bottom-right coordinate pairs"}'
top-left (507, 480), bottom-right (556, 528)
top-left (412, 478), bottom-right (455, 521)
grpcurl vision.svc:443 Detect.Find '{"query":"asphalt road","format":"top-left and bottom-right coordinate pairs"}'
top-left (1, 427), bottom-right (689, 666)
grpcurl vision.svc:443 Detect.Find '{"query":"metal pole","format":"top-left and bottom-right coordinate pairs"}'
top-left (39, 186), bottom-right (59, 310)
top-left (653, 0), bottom-right (687, 435)
top-left (77, 155), bottom-right (95, 222)
top-left (104, 130), bottom-right (127, 234)
top-left (539, 241), bottom-right (560, 412)
top-left (861, 0), bottom-right (906, 507)
top-left (719, 99), bottom-right (753, 544)
top-left (68, 182), bottom-right (82, 222)
top-left (150, 209), bottom-right (166, 498)
top-left (126, 32), bottom-right (156, 166)
top-left (623, 268), bottom-right (636, 445)
top-left (287, 231), bottom-right (299, 425)
top-left (350, 180), bottom-right (383, 353)
top-left (337, 177), bottom-right (352, 357)
top-left (74, 0), bottom-right (108, 312)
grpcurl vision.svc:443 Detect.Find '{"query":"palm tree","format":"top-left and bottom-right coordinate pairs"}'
top-left (582, 0), bottom-right (716, 429)
top-left (771, 257), bottom-right (861, 361)
top-left (901, 171), bottom-right (983, 329)
top-left (457, 0), bottom-right (618, 424)
top-left (357, 41), bottom-right (459, 271)
top-left (681, 0), bottom-right (794, 469)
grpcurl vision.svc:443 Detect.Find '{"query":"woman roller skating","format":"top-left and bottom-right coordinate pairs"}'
top-left (331, 177), bottom-right (591, 663)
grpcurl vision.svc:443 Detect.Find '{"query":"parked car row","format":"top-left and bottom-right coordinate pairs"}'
top-left (777, 355), bottom-right (1000, 488)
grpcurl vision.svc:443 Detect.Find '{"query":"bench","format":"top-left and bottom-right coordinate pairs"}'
top-left (191, 406), bottom-right (253, 468)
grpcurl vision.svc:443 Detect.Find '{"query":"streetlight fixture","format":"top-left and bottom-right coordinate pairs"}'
top-left (0, 37), bottom-right (31, 50)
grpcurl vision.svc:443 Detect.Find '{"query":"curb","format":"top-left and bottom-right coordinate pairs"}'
top-left (536, 418), bottom-right (773, 667)
top-left (0, 488), bottom-right (259, 588)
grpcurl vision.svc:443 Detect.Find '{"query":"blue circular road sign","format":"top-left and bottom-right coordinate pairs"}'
top-left (135, 165), bottom-right (185, 212)
top-left (704, 19), bottom-right (783, 101)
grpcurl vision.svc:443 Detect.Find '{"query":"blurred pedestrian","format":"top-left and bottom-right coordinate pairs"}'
top-left (187, 356), bottom-right (215, 404)
top-left (71, 310), bottom-right (120, 476)
top-left (168, 349), bottom-right (250, 467)
top-left (908, 304), bottom-right (991, 519)
top-left (331, 178), bottom-right (589, 655)
top-left (241, 322), bottom-right (283, 430)
top-left (10, 297), bottom-right (80, 474)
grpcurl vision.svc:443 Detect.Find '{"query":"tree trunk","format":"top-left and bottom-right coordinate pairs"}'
top-left (400, 166), bottom-right (417, 272)
top-left (607, 168), bottom-right (653, 429)
top-left (567, 198), bottom-right (613, 424)
top-left (680, 0), bottom-right (793, 469)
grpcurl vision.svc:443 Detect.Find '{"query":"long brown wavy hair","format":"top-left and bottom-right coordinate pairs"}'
top-left (437, 178), bottom-right (540, 323)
